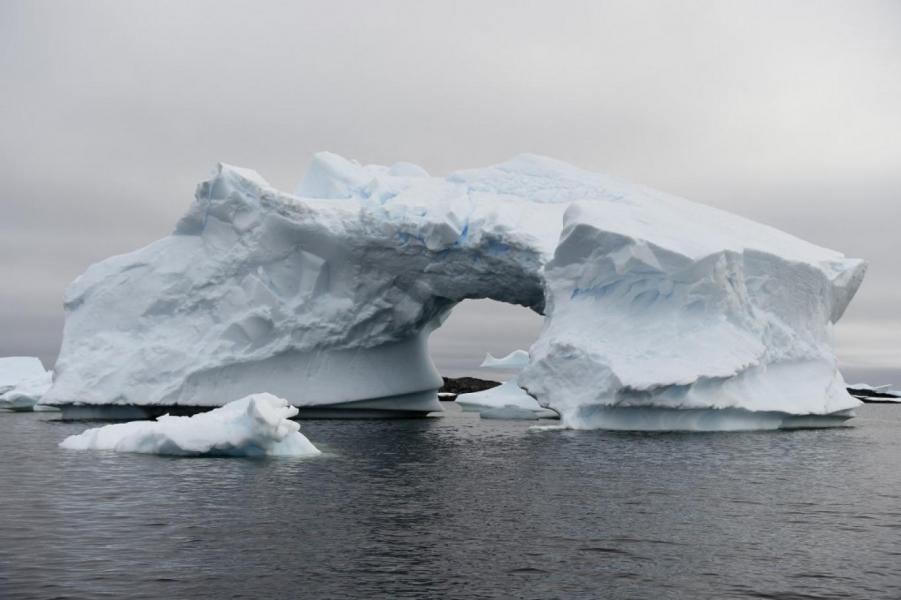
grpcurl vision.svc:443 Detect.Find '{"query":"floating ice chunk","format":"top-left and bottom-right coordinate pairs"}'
top-left (462, 351), bottom-right (555, 420)
top-left (463, 352), bottom-right (556, 419)
top-left (480, 350), bottom-right (530, 370)
top-left (0, 357), bottom-right (52, 411)
top-left (1, 392), bottom-right (47, 412)
top-left (456, 380), bottom-right (558, 419)
top-left (456, 380), bottom-right (535, 411)
top-left (59, 394), bottom-right (320, 457)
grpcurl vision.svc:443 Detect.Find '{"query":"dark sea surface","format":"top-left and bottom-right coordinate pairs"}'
top-left (1, 402), bottom-right (901, 599)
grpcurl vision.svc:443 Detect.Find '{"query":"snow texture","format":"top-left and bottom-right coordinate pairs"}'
top-left (44, 153), bottom-right (866, 429)
top-left (59, 394), bottom-right (320, 457)
top-left (0, 357), bottom-right (52, 411)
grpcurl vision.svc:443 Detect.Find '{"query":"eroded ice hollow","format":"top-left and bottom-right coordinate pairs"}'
top-left (43, 153), bottom-right (867, 430)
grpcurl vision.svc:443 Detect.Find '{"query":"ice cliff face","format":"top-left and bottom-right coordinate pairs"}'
top-left (520, 196), bottom-right (867, 428)
top-left (44, 153), bottom-right (866, 428)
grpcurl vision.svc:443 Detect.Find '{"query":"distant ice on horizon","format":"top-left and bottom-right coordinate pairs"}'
top-left (0, 357), bottom-right (52, 411)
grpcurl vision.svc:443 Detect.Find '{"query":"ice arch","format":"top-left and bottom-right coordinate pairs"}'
top-left (45, 153), bottom-right (867, 429)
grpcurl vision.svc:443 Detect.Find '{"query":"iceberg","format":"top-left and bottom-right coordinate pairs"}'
top-left (480, 350), bottom-right (530, 370)
top-left (0, 357), bottom-right (52, 411)
top-left (43, 153), bottom-right (866, 430)
top-left (457, 350), bottom-right (557, 419)
top-left (457, 380), bottom-right (558, 419)
top-left (59, 393), bottom-right (320, 457)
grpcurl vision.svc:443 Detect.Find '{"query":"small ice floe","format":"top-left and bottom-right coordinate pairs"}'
top-left (457, 380), bottom-right (558, 420)
top-left (0, 357), bottom-right (52, 412)
top-left (59, 393), bottom-right (320, 457)
top-left (457, 349), bottom-right (557, 420)
top-left (479, 350), bottom-right (530, 370)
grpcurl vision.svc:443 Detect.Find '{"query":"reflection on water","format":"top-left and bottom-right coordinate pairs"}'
top-left (1, 403), bottom-right (901, 599)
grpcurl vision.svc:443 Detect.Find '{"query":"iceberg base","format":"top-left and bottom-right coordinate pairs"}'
top-left (59, 404), bottom-right (205, 421)
top-left (56, 390), bottom-right (443, 421)
top-left (295, 390), bottom-right (443, 418)
top-left (564, 406), bottom-right (856, 432)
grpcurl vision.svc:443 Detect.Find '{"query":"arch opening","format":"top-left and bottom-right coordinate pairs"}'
top-left (428, 299), bottom-right (543, 381)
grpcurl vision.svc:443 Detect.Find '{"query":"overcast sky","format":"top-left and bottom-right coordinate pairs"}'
top-left (1, 0), bottom-right (899, 382)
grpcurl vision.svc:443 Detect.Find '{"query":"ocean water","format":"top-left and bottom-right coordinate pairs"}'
top-left (1, 403), bottom-right (900, 599)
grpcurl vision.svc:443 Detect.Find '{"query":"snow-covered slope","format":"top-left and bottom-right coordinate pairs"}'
top-left (44, 153), bottom-right (866, 429)
top-left (0, 357), bottom-right (52, 411)
top-left (59, 394), bottom-right (320, 457)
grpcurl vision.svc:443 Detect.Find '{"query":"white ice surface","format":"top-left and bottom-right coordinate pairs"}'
top-left (456, 380), bottom-right (554, 417)
top-left (458, 350), bottom-right (557, 419)
top-left (480, 350), bottom-right (530, 370)
top-left (59, 394), bottom-right (320, 457)
top-left (44, 153), bottom-right (866, 430)
top-left (0, 357), bottom-right (52, 411)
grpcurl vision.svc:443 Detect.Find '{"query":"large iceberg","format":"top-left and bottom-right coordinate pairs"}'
top-left (0, 357), bottom-right (53, 411)
top-left (43, 153), bottom-right (866, 429)
top-left (59, 393), bottom-right (320, 457)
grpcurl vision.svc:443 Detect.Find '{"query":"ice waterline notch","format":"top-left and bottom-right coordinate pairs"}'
top-left (43, 153), bottom-right (865, 430)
